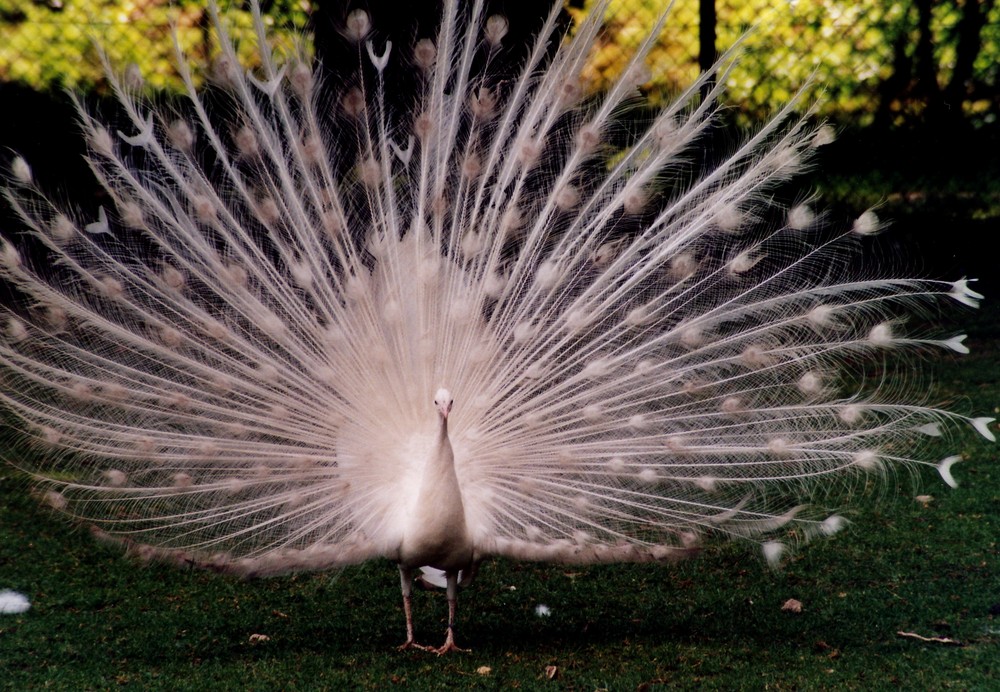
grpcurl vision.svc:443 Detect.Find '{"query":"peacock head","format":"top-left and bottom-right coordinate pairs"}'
top-left (434, 388), bottom-right (453, 420)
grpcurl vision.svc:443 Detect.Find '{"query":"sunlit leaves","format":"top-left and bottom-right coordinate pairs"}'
top-left (570, 0), bottom-right (1000, 126)
top-left (0, 0), bottom-right (311, 92)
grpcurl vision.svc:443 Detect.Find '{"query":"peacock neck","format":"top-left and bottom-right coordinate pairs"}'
top-left (398, 411), bottom-right (472, 570)
top-left (419, 415), bottom-right (461, 505)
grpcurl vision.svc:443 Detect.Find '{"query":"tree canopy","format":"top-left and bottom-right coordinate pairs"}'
top-left (1, 0), bottom-right (997, 127)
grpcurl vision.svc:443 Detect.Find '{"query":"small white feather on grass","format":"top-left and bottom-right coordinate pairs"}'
top-left (0, 590), bottom-right (30, 614)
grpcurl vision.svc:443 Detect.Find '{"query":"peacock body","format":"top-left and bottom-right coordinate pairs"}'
top-left (0, 0), bottom-right (992, 652)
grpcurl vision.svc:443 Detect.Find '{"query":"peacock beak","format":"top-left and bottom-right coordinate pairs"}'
top-left (434, 388), bottom-right (453, 419)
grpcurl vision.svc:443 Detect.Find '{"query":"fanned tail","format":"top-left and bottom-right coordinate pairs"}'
top-left (0, 1), bottom-right (992, 574)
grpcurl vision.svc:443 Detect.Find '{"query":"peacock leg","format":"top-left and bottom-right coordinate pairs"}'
top-left (433, 571), bottom-right (468, 654)
top-left (397, 566), bottom-right (430, 651)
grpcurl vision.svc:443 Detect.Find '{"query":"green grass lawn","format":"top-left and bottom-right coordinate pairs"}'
top-left (1, 311), bottom-right (998, 691)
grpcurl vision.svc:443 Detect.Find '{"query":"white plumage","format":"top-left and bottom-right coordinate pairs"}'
top-left (0, 1), bottom-right (993, 653)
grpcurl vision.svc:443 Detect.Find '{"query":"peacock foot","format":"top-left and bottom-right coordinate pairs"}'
top-left (433, 642), bottom-right (468, 655)
top-left (397, 639), bottom-right (432, 652)
top-left (432, 632), bottom-right (468, 655)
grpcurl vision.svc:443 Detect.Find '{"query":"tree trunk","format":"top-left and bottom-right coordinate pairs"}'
top-left (913, 0), bottom-right (945, 122)
top-left (942, 0), bottom-right (995, 126)
top-left (699, 0), bottom-right (717, 104)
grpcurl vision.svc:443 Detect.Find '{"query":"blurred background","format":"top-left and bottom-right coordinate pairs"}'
top-left (1, 0), bottom-right (997, 288)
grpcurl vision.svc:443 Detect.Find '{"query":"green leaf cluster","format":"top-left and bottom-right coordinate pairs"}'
top-left (2, 1), bottom-right (999, 123)
top-left (0, 0), bottom-right (311, 92)
top-left (572, 0), bottom-right (1000, 125)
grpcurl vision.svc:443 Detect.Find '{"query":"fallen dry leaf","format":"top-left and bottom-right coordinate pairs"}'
top-left (544, 665), bottom-right (558, 680)
top-left (781, 598), bottom-right (803, 613)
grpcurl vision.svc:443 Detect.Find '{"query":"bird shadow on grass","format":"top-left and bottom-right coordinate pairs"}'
top-left (251, 555), bottom-right (888, 657)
